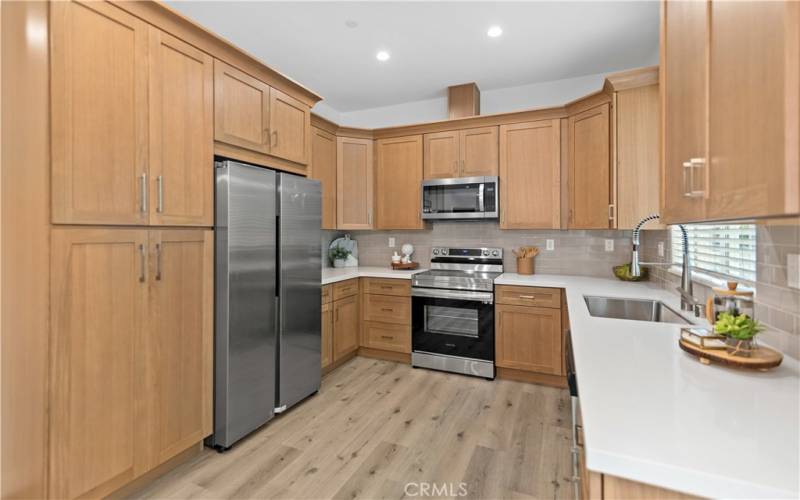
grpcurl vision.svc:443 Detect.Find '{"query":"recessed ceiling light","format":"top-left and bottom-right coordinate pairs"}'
top-left (487, 26), bottom-right (503, 38)
top-left (376, 50), bottom-right (390, 62)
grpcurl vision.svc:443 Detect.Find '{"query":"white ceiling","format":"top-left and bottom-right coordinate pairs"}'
top-left (167, 1), bottom-right (660, 113)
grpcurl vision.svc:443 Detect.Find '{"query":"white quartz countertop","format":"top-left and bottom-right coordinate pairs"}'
top-left (321, 266), bottom-right (427, 285)
top-left (496, 273), bottom-right (800, 499)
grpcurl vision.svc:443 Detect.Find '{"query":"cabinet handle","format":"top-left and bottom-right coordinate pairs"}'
top-left (380, 335), bottom-right (394, 340)
top-left (140, 172), bottom-right (148, 214)
top-left (576, 424), bottom-right (584, 448)
top-left (380, 285), bottom-right (393, 289)
top-left (138, 244), bottom-right (146, 283)
top-left (335, 307), bottom-right (339, 322)
top-left (155, 243), bottom-right (162, 281)
top-left (682, 158), bottom-right (706, 198)
top-left (608, 204), bottom-right (615, 221)
top-left (381, 307), bottom-right (394, 312)
top-left (368, 211), bottom-right (373, 225)
top-left (156, 176), bottom-right (164, 213)
top-left (518, 295), bottom-right (535, 300)
top-left (272, 130), bottom-right (278, 148)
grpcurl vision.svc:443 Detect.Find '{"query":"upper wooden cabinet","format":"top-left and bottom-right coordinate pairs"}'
top-left (375, 135), bottom-right (424, 229)
top-left (148, 30), bottom-right (214, 226)
top-left (311, 127), bottom-right (337, 229)
top-left (337, 137), bottom-right (374, 229)
top-left (662, 0), bottom-right (709, 223)
top-left (51, 0), bottom-right (149, 225)
top-left (568, 103), bottom-right (612, 229)
top-left (269, 87), bottom-right (311, 164)
top-left (214, 60), bottom-right (311, 167)
top-left (499, 120), bottom-right (561, 229)
top-left (213, 60), bottom-right (271, 155)
top-left (51, 1), bottom-right (214, 227)
top-left (662, 0), bottom-right (799, 222)
top-left (423, 126), bottom-right (498, 179)
top-left (615, 83), bottom-right (663, 229)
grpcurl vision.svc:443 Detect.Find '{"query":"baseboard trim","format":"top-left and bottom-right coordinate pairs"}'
top-left (357, 347), bottom-right (411, 364)
top-left (322, 350), bottom-right (357, 377)
top-left (107, 441), bottom-right (205, 499)
top-left (496, 367), bottom-right (568, 388)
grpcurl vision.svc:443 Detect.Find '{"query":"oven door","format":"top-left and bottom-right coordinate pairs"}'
top-left (411, 288), bottom-right (494, 361)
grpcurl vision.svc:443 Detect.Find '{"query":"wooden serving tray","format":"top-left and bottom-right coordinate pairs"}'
top-left (391, 261), bottom-right (419, 270)
top-left (679, 338), bottom-right (783, 370)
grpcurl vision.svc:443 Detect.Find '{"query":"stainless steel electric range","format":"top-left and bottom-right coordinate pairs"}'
top-left (411, 246), bottom-right (503, 379)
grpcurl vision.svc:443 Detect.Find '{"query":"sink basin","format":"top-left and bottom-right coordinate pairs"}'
top-left (583, 295), bottom-right (691, 325)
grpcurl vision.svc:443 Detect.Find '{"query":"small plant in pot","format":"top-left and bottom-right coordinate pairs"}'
top-left (713, 312), bottom-right (764, 357)
top-left (329, 245), bottom-right (351, 268)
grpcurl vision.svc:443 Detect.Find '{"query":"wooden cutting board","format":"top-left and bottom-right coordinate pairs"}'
top-left (679, 338), bottom-right (783, 370)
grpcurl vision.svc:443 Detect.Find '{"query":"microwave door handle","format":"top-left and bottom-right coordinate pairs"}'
top-left (478, 183), bottom-right (485, 212)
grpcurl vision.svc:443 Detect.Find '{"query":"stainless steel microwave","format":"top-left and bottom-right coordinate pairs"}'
top-left (421, 176), bottom-right (499, 220)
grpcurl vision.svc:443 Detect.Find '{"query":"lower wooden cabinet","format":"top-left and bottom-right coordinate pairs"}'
top-left (333, 293), bottom-right (360, 361)
top-left (361, 321), bottom-right (410, 353)
top-left (360, 278), bottom-right (411, 355)
top-left (362, 293), bottom-right (411, 325)
top-left (321, 301), bottom-right (333, 370)
top-left (49, 228), bottom-right (213, 499)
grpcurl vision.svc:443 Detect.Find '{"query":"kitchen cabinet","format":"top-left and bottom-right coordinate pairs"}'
top-left (662, 0), bottom-right (799, 222)
top-left (568, 103), bottom-right (612, 229)
top-left (662, 0), bottom-right (709, 223)
top-left (423, 127), bottom-right (498, 179)
top-left (333, 293), bottom-right (360, 362)
top-left (214, 59), bottom-right (271, 155)
top-left (495, 285), bottom-right (563, 378)
top-left (321, 302), bottom-right (333, 371)
top-left (337, 137), bottom-right (374, 229)
top-left (615, 84), bottom-right (663, 229)
top-left (51, 0), bottom-right (149, 225)
top-left (375, 135), bottom-right (424, 229)
top-left (142, 229), bottom-right (213, 470)
top-left (148, 30), bottom-right (214, 227)
top-left (49, 228), bottom-right (213, 499)
top-left (269, 87), bottom-right (311, 164)
top-left (311, 127), bottom-right (337, 229)
top-left (499, 120), bottom-right (561, 229)
top-left (360, 278), bottom-right (411, 355)
top-left (51, 1), bottom-right (214, 227)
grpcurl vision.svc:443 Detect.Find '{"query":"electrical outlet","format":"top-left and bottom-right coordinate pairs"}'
top-left (657, 242), bottom-right (665, 257)
top-left (546, 239), bottom-right (555, 251)
top-left (388, 237), bottom-right (396, 248)
top-left (788, 253), bottom-right (800, 289)
top-left (605, 239), bottom-right (614, 252)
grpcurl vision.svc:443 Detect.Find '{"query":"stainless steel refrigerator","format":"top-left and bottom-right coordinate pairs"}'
top-left (210, 159), bottom-right (321, 450)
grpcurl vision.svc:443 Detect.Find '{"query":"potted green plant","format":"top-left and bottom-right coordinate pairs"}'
top-left (713, 312), bottom-right (764, 356)
top-left (329, 245), bottom-right (351, 268)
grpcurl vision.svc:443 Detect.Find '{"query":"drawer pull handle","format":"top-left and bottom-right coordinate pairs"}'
top-left (380, 285), bottom-right (393, 289)
top-left (576, 424), bottom-right (584, 448)
top-left (381, 308), bottom-right (394, 312)
top-left (519, 295), bottom-right (535, 299)
top-left (380, 335), bottom-right (394, 340)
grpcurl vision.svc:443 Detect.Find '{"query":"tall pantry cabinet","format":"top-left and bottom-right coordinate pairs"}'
top-left (48, 1), bottom-right (215, 498)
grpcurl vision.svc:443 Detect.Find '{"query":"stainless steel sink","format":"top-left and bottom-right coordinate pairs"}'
top-left (583, 295), bottom-right (692, 325)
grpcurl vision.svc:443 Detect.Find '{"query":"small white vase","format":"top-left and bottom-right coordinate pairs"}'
top-left (333, 258), bottom-right (347, 268)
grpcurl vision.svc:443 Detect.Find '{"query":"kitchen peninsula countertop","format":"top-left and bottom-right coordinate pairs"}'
top-left (321, 266), bottom-right (427, 285)
top-left (495, 273), bottom-right (799, 499)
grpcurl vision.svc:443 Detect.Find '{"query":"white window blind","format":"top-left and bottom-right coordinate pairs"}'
top-left (671, 224), bottom-right (757, 282)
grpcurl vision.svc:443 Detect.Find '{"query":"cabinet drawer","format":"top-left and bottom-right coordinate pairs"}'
top-left (321, 284), bottom-right (332, 304)
top-left (495, 285), bottom-right (561, 308)
top-left (332, 278), bottom-right (359, 301)
top-left (362, 294), bottom-right (410, 325)
top-left (362, 321), bottom-right (410, 353)
top-left (361, 277), bottom-right (411, 296)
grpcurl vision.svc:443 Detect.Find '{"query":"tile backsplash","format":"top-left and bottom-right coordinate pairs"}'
top-left (323, 221), bottom-right (633, 278)
top-left (641, 223), bottom-right (800, 359)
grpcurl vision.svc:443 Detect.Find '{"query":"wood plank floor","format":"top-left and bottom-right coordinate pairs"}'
top-left (129, 357), bottom-right (573, 500)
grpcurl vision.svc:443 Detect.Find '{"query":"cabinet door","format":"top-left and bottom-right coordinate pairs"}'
top-left (333, 295), bottom-right (359, 361)
top-left (662, 0), bottom-right (709, 223)
top-left (499, 120), bottom-right (561, 229)
top-left (616, 85), bottom-right (663, 230)
top-left (375, 135), bottom-right (424, 229)
top-left (213, 59), bottom-right (270, 154)
top-left (423, 131), bottom-right (460, 179)
top-left (569, 104), bottom-right (611, 229)
top-left (337, 137), bottom-right (374, 229)
top-left (460, 126), bottom-right (499, 177)
top-left (495, 304), bottom-right (562, 375)
top-left (311, 127), bottom-right (337, 229)
top-left (51, 0), bottom-right (148, 225)
top-left (321, 302), bottom-right (334, 370)
top-left (269, 87), bottom-right (310, 165)
top-left (149, 29), bottom-right (213, 226)
top-left (143, 230), bottom-right (213, 470)
top-left (49, 228), bottom-right (148, 499)
top-left (707, 1), bottom-right (799, 219)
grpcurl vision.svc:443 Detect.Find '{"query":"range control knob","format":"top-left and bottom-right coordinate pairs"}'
top-left (433, 248), bottom-right (439, 255)
top-left (442, 248), bottom-right (448, 255)
top-left (483, 249), bottom-right (490, 256)
top-left (492, 250), bottom-right (500, 257)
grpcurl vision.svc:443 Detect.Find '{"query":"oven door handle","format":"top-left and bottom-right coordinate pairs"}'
top-left (412, 287), bottom-right (494, 304)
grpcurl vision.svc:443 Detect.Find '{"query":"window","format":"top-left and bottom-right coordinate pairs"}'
top-left (671, 224), bottom-right (756, 282)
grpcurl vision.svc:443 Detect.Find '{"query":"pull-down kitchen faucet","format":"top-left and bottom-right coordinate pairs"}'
top-left (631, 214), bottom-right (704, 316)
